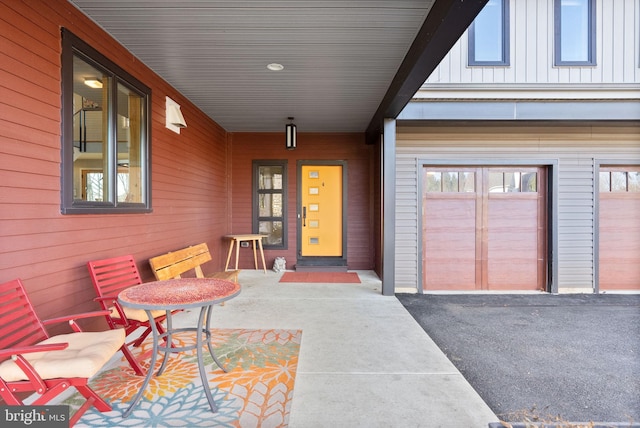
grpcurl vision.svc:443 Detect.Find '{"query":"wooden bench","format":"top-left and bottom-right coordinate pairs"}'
top-left (149, 243), bottom-right (240, 283)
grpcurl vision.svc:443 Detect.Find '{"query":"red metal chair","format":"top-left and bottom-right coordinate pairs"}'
top-left (87, 255), bottom-right (173, 376)
top-left (0, 278), bottom-right (125, 427)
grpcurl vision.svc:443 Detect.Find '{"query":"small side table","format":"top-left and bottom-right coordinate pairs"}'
top-left (224, 234), bottom-right (267, 273)
top-left (118, 278), bottom-right (241, 417)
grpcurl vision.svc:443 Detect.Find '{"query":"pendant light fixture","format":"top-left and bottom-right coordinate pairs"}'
top-left (285, 117), bottom-right (296, 150)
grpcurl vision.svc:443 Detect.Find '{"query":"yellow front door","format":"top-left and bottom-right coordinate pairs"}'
top-left (300, 165), bottom-right (342, 257)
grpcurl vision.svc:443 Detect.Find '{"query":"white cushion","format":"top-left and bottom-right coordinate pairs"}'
top-left (110, 306), bottom-right (166, 322)
top-left (0, 328), bottom-right (125, 382)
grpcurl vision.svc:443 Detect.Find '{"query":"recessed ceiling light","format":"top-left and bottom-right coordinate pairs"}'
top-left (267, 63), bottom-right (284, 71)
top-left (84, 78), bottom-right (103, 88)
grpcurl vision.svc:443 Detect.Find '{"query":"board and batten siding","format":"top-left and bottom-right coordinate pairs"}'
top-left (422, 0), bottom-right (640, 88)
top-left (395, 124), bottom-right (640, 293)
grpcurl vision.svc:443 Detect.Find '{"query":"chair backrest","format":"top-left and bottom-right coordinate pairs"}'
top-left (87, 255), bottom-right (143, 308)
top-left (149, 243), bottom-right (212, 280)
top-left (0, 279), bottom-right (49, 358)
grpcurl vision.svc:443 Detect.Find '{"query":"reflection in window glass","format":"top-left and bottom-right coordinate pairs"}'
top-left (489, 171), bottom-right (537, 192)
top-left (629, 172), bottom-right (640, 192)
top-left (426, 171), bottom-right (476, 193)
top-left (259, 166), bottom-right (283, 190)
top-left (443, 172), bottom-right (459, 192)
top-left (611, 172), bottom-right (627, 192)
top-left (425, 172), bottom-right (442, 192)
top-left (489, 172), bottom-right (504, 192)
top-left (504, 172), bottom-right (520, 192)
top-left (73, 56), bottom-right (109, 202)
top-left (259, 194), bottom-right (283, 217)
top-left (116, 83), bottom-right (144, 203)
top-left (522, 173), bottom-right (537, 192)
top-left (460, 172), bottom-right (475, 192)
top-left (259, 221), bottom-right (283, 245)
top-left (599, 172), bottom-right (611, 192)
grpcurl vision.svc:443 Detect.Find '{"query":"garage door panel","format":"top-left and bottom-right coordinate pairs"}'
top-left (599, 170), bottom-right (640, 290)
top-left (599, 263), bottom-right (640, 289)
top-left (487, 198), bottom-right (541, 290)
top-left (488, 261), bottom-right (538, 289)
top-left (423, 198), bottom-right (477, 290)
top-left (422, 166), bottom-right (546, 292)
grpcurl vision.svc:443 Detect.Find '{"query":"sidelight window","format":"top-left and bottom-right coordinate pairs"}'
top-left (253, 161), bottom-right (287, 248)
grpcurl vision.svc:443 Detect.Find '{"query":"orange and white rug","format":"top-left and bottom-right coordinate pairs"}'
top-left (63, 328), bottom-right (301, 427)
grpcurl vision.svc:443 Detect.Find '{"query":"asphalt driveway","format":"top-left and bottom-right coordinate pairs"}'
top-left (396, 293), bottom-right (640, 425)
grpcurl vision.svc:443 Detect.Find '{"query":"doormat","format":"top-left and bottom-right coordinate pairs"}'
top-left (62, 328), bottom-right (301, 427)
top-left (279, 272), bottom-right (360, 283)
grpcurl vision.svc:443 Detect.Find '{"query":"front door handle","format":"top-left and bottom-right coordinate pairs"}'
top-left (302, 206), bottom-right (306, 227)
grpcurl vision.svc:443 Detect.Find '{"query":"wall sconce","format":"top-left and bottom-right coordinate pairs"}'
top-left (84, 78), bottom-right (102, 89)
top-left (166, 96), bottom-right (187, 134)
top-left (285, 117), bottom-right (296, 150)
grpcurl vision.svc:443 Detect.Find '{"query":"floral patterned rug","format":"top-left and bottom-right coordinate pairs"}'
top-left (63, 329), bottom-right (302, 427)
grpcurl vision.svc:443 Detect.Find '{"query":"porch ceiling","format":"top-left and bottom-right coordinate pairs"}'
top-left (70, 0), bottom-right (486, 136)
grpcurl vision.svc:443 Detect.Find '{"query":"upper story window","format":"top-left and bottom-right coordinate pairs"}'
top-left (253, 161), bottom-right (288, 249)
top-left (61, 29), bottom-right (151, 214)
top-left (554, 0), bottom-right (596, 65)
top-left (468, 0), bottom-right (510, 66)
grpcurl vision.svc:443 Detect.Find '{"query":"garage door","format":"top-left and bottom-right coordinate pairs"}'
top-left (422, 167), bottom-right (547, 291)
top-left (599, 167), bottom-right (640, 290)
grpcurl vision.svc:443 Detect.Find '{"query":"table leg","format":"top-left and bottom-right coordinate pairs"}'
top-left (197, 306), bottom-right (218, 413)
top-left (122, 309), bottom-right (161, 418)
top-left (205, 305), bottom-right (227, 372)
top-left (252, 239), bottom-right (258, 270)
top-left (234, 239), bottom-right (240, 270)
top-left (224, 239), bottom-right (234, 272)
top-left (257, 238), bottom-right (267, 273)
top-left (156, 310), bottom-right (173, 376)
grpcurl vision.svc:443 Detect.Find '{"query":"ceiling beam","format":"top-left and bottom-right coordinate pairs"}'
top-left (365, 0), bottom-right (488, 144)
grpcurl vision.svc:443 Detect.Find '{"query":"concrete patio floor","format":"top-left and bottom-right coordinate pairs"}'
top-left (175, 269), bottom-right (498, 427)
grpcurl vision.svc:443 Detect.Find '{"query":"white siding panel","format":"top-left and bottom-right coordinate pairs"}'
top-left (395, 124), bottom-right (640, 293)
top-left (395, 157), bottom-right (419, 288)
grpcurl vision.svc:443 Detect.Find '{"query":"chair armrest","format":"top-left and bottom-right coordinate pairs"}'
top-left (94, 296), bottom-right (130, 321)
top-left (42, 310), bottom-right (112, 326)
top-left (0, 342), bottom-right (69, 360)
top-left (43, 310), bottom-right (112, 332)
top-left (94, 295), bottom-right (118, 303)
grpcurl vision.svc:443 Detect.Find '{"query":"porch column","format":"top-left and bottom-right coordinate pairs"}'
top-left (382, 118), bottom-right (396, 296)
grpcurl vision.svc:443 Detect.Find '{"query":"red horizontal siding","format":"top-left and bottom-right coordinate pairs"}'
top-left (0, 0), bottom-right (231, 324)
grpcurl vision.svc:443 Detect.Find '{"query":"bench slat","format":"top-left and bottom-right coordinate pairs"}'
top-left (149, 243), bottom-right (239, 283)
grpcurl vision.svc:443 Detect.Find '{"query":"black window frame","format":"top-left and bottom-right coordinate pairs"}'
top-left (252, 160), bottom-right (288, 250)
top-left (60, 28), bottom-right (152, 214)
top-left (468, 0), bottom-right (510, 66)
top-left (554, 0), bottom-right (596, 66)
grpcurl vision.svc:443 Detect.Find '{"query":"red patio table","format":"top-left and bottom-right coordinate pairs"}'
top-left (117, 278), bottom-right (241, 418)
